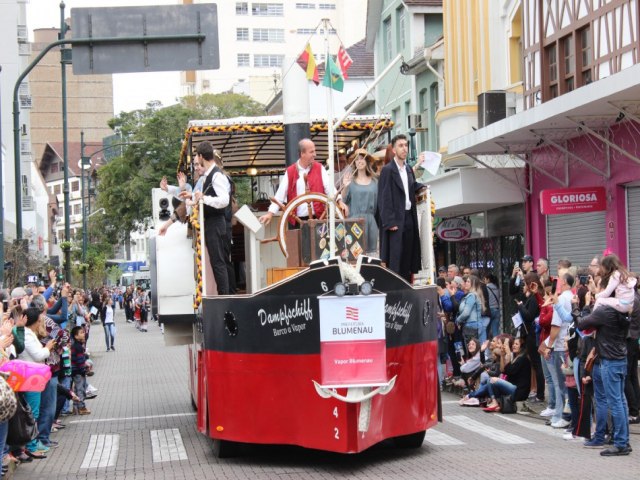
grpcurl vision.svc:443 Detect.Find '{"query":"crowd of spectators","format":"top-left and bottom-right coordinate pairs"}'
top-left (437, 253), bottom-right (639, 457)
top-left (0, 271), bottom-right (147, 476)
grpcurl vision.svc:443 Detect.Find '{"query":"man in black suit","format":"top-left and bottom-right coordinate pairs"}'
top-left (192, 142), bottom-right (231, 295)
top-left (377, 134), bottom-right (425, 282)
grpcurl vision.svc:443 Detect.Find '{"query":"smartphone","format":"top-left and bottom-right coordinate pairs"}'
top-left (514, 261), bottom-right (519, 269)
top-left (579, 275), bottom-right (588, 286)
top-left (551, 278), bottom-right (558, 295)
top-left (1, 300), bottom-right (8, 312)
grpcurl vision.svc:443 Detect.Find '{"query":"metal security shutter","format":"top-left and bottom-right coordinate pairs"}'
top-left (547, 211), bottom-right (606, 274)
top-left (628, 187), bottom-right (640, 274)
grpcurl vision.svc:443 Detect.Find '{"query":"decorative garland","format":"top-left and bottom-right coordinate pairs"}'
top-left (177, 119), bottom-right (394, 173)
top-left (190, 206), bottom-right (203, 309)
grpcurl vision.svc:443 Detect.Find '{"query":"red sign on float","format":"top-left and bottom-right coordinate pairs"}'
top-left (540, 187), bottom-right (607, 215)
top-left (318, 294), bottom-right (387, 387)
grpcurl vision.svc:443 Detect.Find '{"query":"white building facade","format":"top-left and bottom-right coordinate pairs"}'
top-left (0, 0), bottom-right (50, 257)
top-left (182, 0), bottom-right (367, 105)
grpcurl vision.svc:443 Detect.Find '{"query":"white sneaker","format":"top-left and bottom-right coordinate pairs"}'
top-left (540, 408), bottom-right (556, 417)
top-left (551, 419), bottom-right (570, 429)
top-left (86, 384), bottom-right (98, 394)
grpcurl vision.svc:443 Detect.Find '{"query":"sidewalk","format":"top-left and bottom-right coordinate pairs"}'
top-left (11, 307), bottom-right (198, 480)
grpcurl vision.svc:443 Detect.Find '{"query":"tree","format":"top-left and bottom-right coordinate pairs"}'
top-left (106, 265), bottom-right (123, 286)
top-left (96, 94), bottom-right (265, 247)
top-left (180, 92), bottom-right (265, 119)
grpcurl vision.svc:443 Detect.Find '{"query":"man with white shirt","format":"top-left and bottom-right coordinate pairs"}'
top-left (377, 134), bottom-right (425, 282)
top-left (191, 142), bottom-right (231, 295)
top-left (540, 270), bottom-right (574, 428)
top-left (259, 138), bottom-right (347, 228)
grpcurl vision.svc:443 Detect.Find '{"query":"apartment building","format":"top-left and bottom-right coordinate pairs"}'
top-left (181, 0), bottom-right (366, 106)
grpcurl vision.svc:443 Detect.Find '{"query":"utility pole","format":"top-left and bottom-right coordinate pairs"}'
top-left (60, 1), bottom-right (72, 282)
top-left (80, 131), bottom-right (88, 290)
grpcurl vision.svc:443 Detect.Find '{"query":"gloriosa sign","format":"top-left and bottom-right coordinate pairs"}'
top-left (540, 187), bottom-right (606, 215)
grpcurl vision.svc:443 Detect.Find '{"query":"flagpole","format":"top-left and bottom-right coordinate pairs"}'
top-left (323, 18), bottom-right (337, 258)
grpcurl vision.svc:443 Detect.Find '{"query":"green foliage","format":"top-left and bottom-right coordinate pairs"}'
top-left (180, 92), bottom-right (265, 119)
top-left (96, 94), bottom-right (264, 244)
top-left (106, 265), bottom-right (123, 285)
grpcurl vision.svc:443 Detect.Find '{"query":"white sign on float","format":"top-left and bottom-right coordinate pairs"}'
top-left (318, 294), bottom-right (387, 388)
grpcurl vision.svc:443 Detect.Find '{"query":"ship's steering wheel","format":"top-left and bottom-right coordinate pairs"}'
top-left (265, 192), bottom-right (345, 258)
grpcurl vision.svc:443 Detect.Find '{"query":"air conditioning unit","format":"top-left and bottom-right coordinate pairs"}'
top-left (407, 114), bottom-right (429, 132)
top-left (477, 91), bottom-right (507, 128)
top-left (22, 196), bottom-right (34, 211)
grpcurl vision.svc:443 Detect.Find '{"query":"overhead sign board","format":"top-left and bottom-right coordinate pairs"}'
top-left (540, 186), bottom-right (607, 215)
top-left (71, 4), bottom-right (219, 75)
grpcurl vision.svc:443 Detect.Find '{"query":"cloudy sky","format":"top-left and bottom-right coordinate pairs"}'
top-left (27, 0), bottom-right (183, 114)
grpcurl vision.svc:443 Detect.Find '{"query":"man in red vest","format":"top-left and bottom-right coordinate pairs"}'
top-left (259, 138), bottom-right (347, 227)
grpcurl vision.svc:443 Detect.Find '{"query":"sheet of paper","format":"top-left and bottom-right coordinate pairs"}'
top-left (511, 312), bottom-right (523, 329)
top-left (419, 151), bottom-right (442, 176)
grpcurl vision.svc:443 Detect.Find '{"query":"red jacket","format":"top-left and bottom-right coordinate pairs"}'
top-left (286, 162), bottom-right (325, 225)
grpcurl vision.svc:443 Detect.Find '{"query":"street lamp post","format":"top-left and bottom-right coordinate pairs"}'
top-left (78, 133), bottom-right (142, 289)
top-left (80, 131), bottom-right (90, 290)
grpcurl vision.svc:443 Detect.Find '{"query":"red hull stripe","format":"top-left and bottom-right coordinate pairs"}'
top-left (200, 341), bottom-right (439, 453)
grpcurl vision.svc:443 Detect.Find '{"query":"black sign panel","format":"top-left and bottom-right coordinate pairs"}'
top-left (202, 264), bottom-right (438, 355)
top-left (71, 4), bottom-right (219, 75)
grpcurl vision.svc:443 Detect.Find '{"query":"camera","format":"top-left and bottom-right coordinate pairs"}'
top-left (579, 275), bottom-right (589, 286)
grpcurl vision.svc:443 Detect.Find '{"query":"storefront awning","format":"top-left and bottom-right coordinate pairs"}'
top-left (448, 63), bottom-right (640, 169)
top-left (429, 167), bottom-right (525, 217)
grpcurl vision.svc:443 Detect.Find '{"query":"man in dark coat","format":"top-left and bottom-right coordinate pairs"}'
top-left (377, 134), bottom-right (425, 282)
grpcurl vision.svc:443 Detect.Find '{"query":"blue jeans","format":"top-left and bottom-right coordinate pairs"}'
top-left (104, 323), bottom-right (115, 350)
top-left (23, 391), bottom-right (41, 451)
top-left (0, 420), bottom-right (8, 469)
top-left (544, 350), bottom-right (567, 423)
top-left (541, 353), bottom-right (555, 409)
top-left (37, 376), bottom-right (58, 446)
top-left (593, 359), bottom-right (629, 449)
top-left (470, 379), bottom-right (517, 400)
top-left (487, 307), bottom-right (500, 339)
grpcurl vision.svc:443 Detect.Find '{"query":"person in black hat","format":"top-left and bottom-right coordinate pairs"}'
top-left (509, 254), bottom-right (536, 301)
top-left (438, 266), bottom-right (447, 279)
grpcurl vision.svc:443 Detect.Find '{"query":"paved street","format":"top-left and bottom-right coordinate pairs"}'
top-left (12, 308), bottom-right (640, 480)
